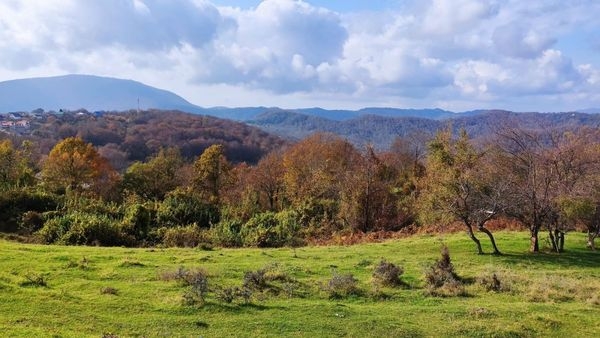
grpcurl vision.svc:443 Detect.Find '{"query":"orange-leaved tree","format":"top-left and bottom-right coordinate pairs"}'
top-left (41, 137), bottom-right (119, 198)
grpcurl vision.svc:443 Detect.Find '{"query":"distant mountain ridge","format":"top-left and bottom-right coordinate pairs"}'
top-left (3, 74), bottom-right (600, 150)
top-left (0, 74), bottom-right (484, 121)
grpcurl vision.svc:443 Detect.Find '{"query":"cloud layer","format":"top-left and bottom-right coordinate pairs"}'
top-left (1, 0), bottom-right (599, 111)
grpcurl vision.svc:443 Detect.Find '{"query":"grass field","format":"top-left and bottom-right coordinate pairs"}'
top-left (1, 231), bottom-right (599, 337)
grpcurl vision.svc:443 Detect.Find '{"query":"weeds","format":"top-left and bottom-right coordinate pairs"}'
top-left (20, 273), bottom-right (47, 287)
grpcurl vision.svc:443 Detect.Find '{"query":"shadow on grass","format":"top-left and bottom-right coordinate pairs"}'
top-left (498, 249), bottom-right (599, 268)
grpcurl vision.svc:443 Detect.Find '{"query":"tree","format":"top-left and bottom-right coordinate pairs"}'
top-left (419, 130), bottom-right (502, 254)
top-left (251, 151), bottom-right (286, 212)
top-left (41, 137), bottom-right (118, 198)
top-left (493, 128), bottom-right (554, 253)
top-left (193, 144), bottom-right (233, 206)
top-left (122, 147), bottom-right (184, 200)
top-left (0, 139), bottom-right (34, 188)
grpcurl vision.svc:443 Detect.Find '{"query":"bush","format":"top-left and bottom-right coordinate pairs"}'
top-left (240, 211), bottom-right (302, 248)
top-left (100, 286), bottom-right (118, 295)
top-left (37, 211), bottom-right (127, 246)
top-left (372, 259), bottom-right (404, 287)
top-left (120, 201), bottom-right (154, 241)
top-left (324, 273), bottom-right (361, 299)
top-left (215, 286), bottom-right (252, 304)
top-left (0, 188), bottom-right (59, 233)
top-left (157, 189), bottom-right (219, 228)
top-left (161, 267), bottom-right (210, 306)
top-left (477, 272), bottom-right (511, 293)
top-left (210, 219), bottom-right (243, 247)
top-left (240, 212), bottom-right (280, 247)
top-left (162, 225), bottom-right (209, 248)
top-left (424, 246), bottom-right (466, 297)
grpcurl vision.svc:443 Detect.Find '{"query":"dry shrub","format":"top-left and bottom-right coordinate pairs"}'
top-left (100, 286), bottom-right (118, 295)
top-left (324, 273), bottom-right (361, 299)
top-left (424, 246), bottom-right (466, 297)
top-left (372, 259), bottom-right (404, 287)
top-left (476, 271), bottom-right (512, 293)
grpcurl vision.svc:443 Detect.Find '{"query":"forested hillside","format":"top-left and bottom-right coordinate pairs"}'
top-left (2, 109), bottom-right (287, 170)
top-left (250, 110), bottom-right (600, 149)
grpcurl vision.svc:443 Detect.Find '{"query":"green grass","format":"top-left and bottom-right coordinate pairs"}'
top-left (1, 231), bottom-right (599, 337)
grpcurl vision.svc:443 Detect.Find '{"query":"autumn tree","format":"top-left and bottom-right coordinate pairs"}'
top-left (419, 130), bottom-right (502, 254)
top-left (41, 137), bottom-right (119, 198)
top-left (547, 129), bottom-right (600, 251)
top-left (122, 147), bottom-right (184, 201)
top-left (493, 128), bottom-right (554, 253)
top-left (282, 133), bottom-right (360, 234)
top-left (193, 144), bottom-right (233, 206)
top-left (0, 139), bottom-right (34, 188)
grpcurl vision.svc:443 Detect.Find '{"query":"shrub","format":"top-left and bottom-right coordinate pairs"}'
top-left (0, 188), bottom-right (59, 233)
top-left (210, 219), bottom-right (242, 247)
top-left (424, 245), bottom-right (466, 297)
top-left (240, 212), bottom-right (281, 247)
top-left (215, 286), bottom-right (252, 304)
top-left (37, 211), bottom-right (127, 246)
top-left (100, 286), bottom-right (118, 295)
top-left (243, 269), bottom-right (268, 291)
top-left (120, 201), bottom-right (154, 241)
top-left (477, 272), bottom-right (511, 293)
top-left (324, 273), bottom-right (360, 299)
top-left (162, 225), bottom-right (209, 248)
top-left (372, 259), bottom-right (404, 287)
top-left (157, 189), bottom-right (218, 228)
top-left (164, 267), bottom-right (210, 306)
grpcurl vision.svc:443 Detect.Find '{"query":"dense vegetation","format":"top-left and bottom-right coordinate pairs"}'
top-left (1, 112), bottom-right (600, 254)
top-left (0, 232), bottom-right (598, 337)
top-left (5, 109), bottom-right (286, 170)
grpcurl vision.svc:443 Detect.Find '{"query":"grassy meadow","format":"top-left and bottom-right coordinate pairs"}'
top-left (1, 231), bottom-right (599, 337)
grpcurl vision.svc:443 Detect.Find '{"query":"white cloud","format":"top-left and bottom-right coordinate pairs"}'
top-left (0, 0), bottom-right (599, 111)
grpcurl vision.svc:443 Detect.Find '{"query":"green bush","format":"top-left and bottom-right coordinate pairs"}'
top-left (240, 212), bottom-right (280, 247)
top-left (37, 211), bottom-right (127, 246)
top-left (157, 189), bottom-right (219, 228)
top-left (0, 188), bottom-right (59, 233)
top-left (120, 201), bottom-right (155, 240)
top-left (162, 225), bottom-right (209, 248)
top-left (240, 211), bottom-right (302, 248)
top-left (210, 219), bottom-right (243, 247)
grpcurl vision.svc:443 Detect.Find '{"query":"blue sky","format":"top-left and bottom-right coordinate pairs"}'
top-left (0, 0), bottom-right (599, 112)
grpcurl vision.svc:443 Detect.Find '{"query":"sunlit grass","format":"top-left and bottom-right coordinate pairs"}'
top-left (0, 231), bottom-right (598, 337)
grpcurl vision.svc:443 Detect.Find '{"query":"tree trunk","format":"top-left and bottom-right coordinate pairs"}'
top-left (557, 231), bottom-right (565, 252)
top-left (530, 228), bottom-right (539, 253)
top-left (466, 224), bottom-right (483, 254)
top-left (478, 225), bottom-right (501, 255)
top-left (588, 231), bottom-right (597, 251)
top-left (548, 229), bottom-right (558, 253)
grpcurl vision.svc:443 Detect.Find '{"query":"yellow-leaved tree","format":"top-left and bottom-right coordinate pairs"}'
top-left (41, 137), bottom-right (119, 198)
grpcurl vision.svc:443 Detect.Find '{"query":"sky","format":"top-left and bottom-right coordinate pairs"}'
top-left (0, 0), bottom-right (599, 112)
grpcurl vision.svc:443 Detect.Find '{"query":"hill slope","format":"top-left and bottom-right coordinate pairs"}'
top-left (0, 74), bottom-right (205, 113)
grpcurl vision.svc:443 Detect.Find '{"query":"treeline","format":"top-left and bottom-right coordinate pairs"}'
top-left (1, 126), bottom-right (599, 253)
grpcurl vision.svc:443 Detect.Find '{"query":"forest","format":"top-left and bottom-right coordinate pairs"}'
top-left (1, 110), bottom-right (600, 254)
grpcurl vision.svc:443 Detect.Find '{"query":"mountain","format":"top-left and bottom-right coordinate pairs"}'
top-left (250, 109), bottom-right (600, 149)
top-left (577, 108), bottom-right (600, 114)
top-left (0, 74), bottom-right (206, 113)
